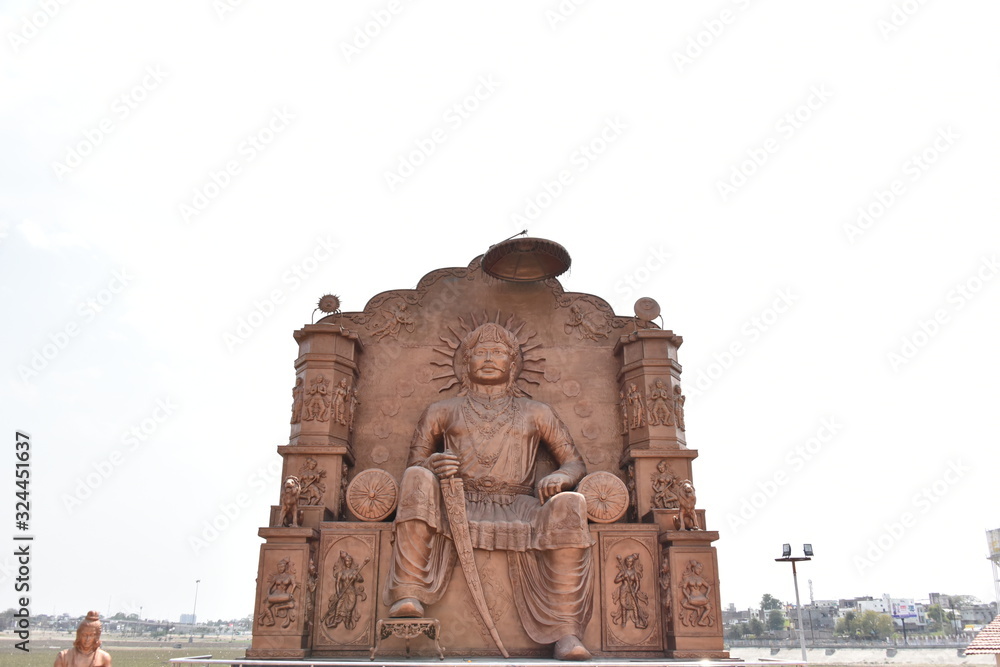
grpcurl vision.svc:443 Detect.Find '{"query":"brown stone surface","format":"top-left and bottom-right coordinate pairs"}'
top-left (248, 244), bottom-right (726, 659)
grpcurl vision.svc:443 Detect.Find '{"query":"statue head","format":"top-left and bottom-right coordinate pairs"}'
top-left (74, 611), bottom-right (102, 653)
top-left (459, 323), bottom-right (524, 395)
top-left (340, 550), bottom-right (353, 566)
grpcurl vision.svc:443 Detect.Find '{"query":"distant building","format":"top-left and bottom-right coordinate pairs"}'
top-left (180, 613), bottom-right (196, 624)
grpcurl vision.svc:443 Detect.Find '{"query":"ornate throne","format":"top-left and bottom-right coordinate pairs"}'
top-left (248, 239), bottom-right (727, 659)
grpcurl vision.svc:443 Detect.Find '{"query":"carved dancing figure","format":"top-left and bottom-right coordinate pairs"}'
top-left (659, 557), bottom-right (672, 630)
top-left (297, 457), bottom-right (327, 506)
top-left (679, 560), bottom-right (714, 627)
top-left (650, 460), bottom-right (679, 509)
top-left (611, 552), bottom-right (649, 630)
top-left (672, 385), bottom-right (686, 430)
top-left (290, 377), bottom-right (304, 425)
top-left (323, 550), bottom-right (371, 630)
top-left (674, 479), bottom-right (700, 530)
top-left (383, 322), bottom-right (595, 660)
top-left (305, 375), bottom-right (331, 422)
top-left (278, 476), bottom-right (302, 527)
top-left (347, 384), bottom-right (360, 432)
top-left (565, 303), bottom-right (608, 340)
top-left (54, 611), bottom-right (112, 667)
top-left (258, 558), bottom-right (299, 629)
top-left (647, 379), bottom-right (673, 426)
top-left (618, 391), bottom-right (628, 435)
top-left (372, 302), bottom-right (415, 340)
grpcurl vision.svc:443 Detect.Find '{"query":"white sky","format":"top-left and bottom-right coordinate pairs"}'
top-left (2, 1), bottom-right (999, 623)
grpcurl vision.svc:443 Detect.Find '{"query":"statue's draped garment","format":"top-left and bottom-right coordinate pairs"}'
top-left (383, 394), bottom-right (594, 644)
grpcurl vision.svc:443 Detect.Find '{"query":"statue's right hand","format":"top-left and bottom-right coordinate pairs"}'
top-left (426, 452), bottom-right (460, 479)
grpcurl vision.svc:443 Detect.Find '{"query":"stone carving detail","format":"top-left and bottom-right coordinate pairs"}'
top-left (258, 558), bottom-right (299, 628)
top-left (339, 462), bottom-right (349, 520)
top-left (625, 463), bottom-right (637, 522)
top-left (371, 619), bottom-right (444, 660)
top-left (304, 374), bottom-right (331, 422)
top-left (650, 460), bottom-right (678, 510)
top-left (674, 480), bottom-right (700, 531)
top-left (679, 560), bottom-right (714, 627)
top-left (277, 477), bottom-right (301, 527)
top-left (647, 379), bottom-right (673, 426)
top-left (55, 611), bottom-right (111, 667)
top-left (332, 379), bottom-right (351, 425)
top-left (626, 383), bottom-right (646, 429)
top-left (577, 471), bottom-right (629, 523)
top-left (303, 556), bottom-right (318, 634)
top-left (659, 554), bottom-right (672, 633)
top-left (464, 553), bottom-right (513, 644)
top-left (290, 377), bottom-right (304, 425)
top-left (673, 385), bottom-right (686, 430)
top-left (619, 390), bottom-right (628, 435)
top-left (348, 384), bottom-right (360, 432)
top-left (322, 550), bottom-right (371, 631)
top-left (370, 300), bottom-right (416, 340)
top-left (297, 458), bottom-right (327, 506)
top-left (564, 303), bottom-right (610, 340)
top-left (611, 552), bottom-right (649, 630)
top-left (346, 468), bottom-right (399, 521)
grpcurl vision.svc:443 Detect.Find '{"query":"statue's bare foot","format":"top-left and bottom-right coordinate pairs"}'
top-left (388, 597), bottom-right (424, 618)
top-left (553, 635), bottom-right (591, 661)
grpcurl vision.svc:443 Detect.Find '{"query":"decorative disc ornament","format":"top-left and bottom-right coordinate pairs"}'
top-left (346, 469), bottom-right (399, 521)
top-left (634, 297), bottom-right (660, 321)
top-left (482, 238), bottom-right (571, 282)
top-left (577, 471), bottom-right (629, 523)
top-left (318, 294), bottom-right (341, 313)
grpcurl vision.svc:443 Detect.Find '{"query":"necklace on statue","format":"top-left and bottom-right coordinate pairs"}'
top-left (463, 393), bottom-right (515, 443)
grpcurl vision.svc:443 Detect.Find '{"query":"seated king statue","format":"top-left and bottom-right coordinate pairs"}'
top-left (383, 322), bottom-right (594, 660)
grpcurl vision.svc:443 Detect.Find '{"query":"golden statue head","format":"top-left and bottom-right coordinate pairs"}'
top-left (74, 611), bottom-right (102, 653)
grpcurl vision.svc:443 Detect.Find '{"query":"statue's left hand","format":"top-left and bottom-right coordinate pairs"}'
top-left (537, 472), bottom-right (572, 503)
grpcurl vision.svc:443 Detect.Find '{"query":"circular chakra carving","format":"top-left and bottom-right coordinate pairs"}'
top-left (346, 469), bottom-right (399, 521)
top-left (577, 471), bottom-right (629, 524)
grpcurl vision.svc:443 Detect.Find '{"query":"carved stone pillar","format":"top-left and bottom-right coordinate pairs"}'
top-left (659, 530), bottom-right (728, 659)
top-left (614, 329), bottom-right (686, 451)
top-left (248, 527), bottom-right (318, 658)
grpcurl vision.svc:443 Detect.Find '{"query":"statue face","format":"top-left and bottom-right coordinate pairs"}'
top-left (77, 625), bottom-right (100, 652)
top-left (467, 341), bottom-right (513, 385)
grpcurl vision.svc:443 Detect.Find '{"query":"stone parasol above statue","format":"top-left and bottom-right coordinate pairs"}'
top-left (248, 239), bottom-right (727, 660)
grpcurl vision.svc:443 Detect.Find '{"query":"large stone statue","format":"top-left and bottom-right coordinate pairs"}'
top-left (55, 611), bottom-right (111, 667)
top-left (382, 322), bottom-right (594, 660)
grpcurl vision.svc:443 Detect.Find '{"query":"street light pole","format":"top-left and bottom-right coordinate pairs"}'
top-left (776, 544), bottom-right (812, 663)
top-left (192, 579), bottom-right (201, 633)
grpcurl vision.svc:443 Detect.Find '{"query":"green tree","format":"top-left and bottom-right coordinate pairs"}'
top-left (747, 617), bottom-right (765, 637)
top-left (926, 604), bottom-right (945, 632)
top-left (727, 624), bottom-right (744, 640)
top-left (835, 610), bottom-right (893, 640)
top-left (761, 594), bottom-right (783, 610)
top-left (767, 609), bottom-right (785, 632)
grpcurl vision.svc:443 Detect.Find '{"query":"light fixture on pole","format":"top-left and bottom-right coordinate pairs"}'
top-left (776, 544), bottom-right (812, 663)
